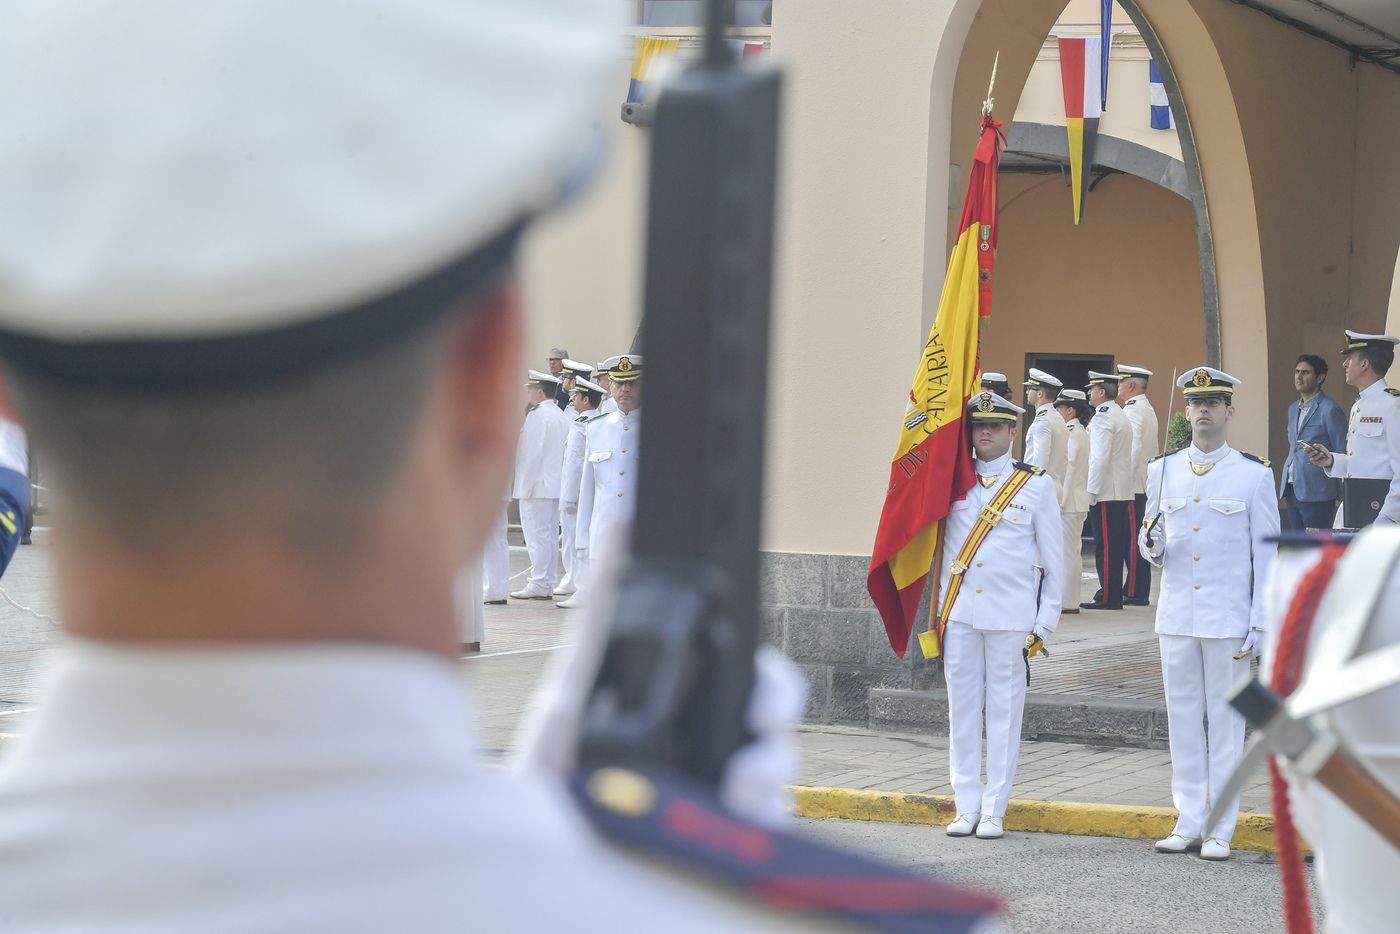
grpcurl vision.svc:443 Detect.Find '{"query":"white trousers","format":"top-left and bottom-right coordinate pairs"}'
top-left (944, 622), bottom-right (1029, 818)
top-left (557, 503), bottom-right (579, 593)
top-left (454, 563), bottom-right (484, 644)
top-left (482, 503), bottom-right (511, 601)
top-left (1060, 510), bottom-right (1086, 610)
top-left (1159, 634), bottom-right (1248, 840)
top-left (519, 498), bottom-right (560, 592)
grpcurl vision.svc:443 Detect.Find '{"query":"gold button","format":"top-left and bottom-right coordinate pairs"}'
top-left (975, 587), bottom-right (983, 593)
top-left (1194, 496), bottom-right (1201, 503)
top-left (1193, 525), bottom-right (1200, 532)
top-left (1193, 583), bottom-right (1201, 590)
top-left (622, 448), bottom-right (628, 454)
top-left (976, 561), bottom-right (983, 568)
top-left (619, 470), bottom-right (625, 476)
top-left (1193, 554), bottom-right (1200, 561)
top-left (616, 492), bottom-right (623, 497)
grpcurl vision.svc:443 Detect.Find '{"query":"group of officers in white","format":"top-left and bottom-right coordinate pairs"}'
top-left (480, 350), bottom-right (643, 617)
top-left (945, 329), bottom-right (1400, 876)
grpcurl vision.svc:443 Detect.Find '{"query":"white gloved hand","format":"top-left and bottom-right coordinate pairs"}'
top-left (1236, 628), bottom-right (1262, 659)
top-left (511, 542), bottom-right (806, 828)
top-left (1137, 524), bottom-right (1165, 565)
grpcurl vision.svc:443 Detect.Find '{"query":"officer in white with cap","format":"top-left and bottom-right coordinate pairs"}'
top-left (555, 377), bottom-right (605, 603)
top-left (980, 372), bottom-right (1012, 401)
top-left (573, 355), bottom-right (644, 607)
top-left (938, 392), bottom-right (1062, 842)
top-left (1021, 368), bottom-right (1068, 497)
top-left (1138, 367), bottom-right (1278, 861)
top-left (1054, 389), bottom-right (1092, 612)
top-left (1305, 329), bottom-right (1400, 527)
top-left (1083, 371), bottom-right (1135, 610)
top-left (511, 370), bottom-right (572, 599)
top-left (0, 3), bottom-right (974, 930)
top-left (1117, 364), bottom-right (1158, 605)
top-left (596, 358), bottom-right (620, 415)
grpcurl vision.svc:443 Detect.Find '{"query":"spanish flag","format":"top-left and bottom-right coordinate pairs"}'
top-left (626, 37), bottom-right (681, 105)
top-left (866, 116), bottom-right (1005, 658)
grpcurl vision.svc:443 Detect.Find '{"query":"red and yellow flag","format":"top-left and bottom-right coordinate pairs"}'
top-left (866, 116), bottom-right (1005, 657)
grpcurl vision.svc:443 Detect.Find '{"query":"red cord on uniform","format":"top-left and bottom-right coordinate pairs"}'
top-left (1269, 542), bottom-right (1346, 934)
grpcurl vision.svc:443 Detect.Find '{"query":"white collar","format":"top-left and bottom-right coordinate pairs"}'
top-left (1188, 442), bottom-right (1232, 464)
top-left (1360, 380), bottom-right (1389, 399)
top-left (975, 451), bottom-right (1013, 475)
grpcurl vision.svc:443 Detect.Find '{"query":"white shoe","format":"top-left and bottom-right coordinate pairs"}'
top-left (945, 813), bottom-right (979, 837)
top-left (1154, 833), bottom-right (1201, 854)
top-left (974, 815), bottom-right (1003, 839)
top-left (1199, 838), bottom-right (1231, 861)
top-left (552, 584), bottom-right (576, 596)
top-left (510, 587), bottom-right (553, 600)
top-left (556, 597), bottom-right (584, 608)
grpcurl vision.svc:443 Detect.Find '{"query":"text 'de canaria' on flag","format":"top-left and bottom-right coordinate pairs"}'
top-left (1149, 57), bottom-right (1175, 130)
top-left (1057, 36), bottom-right (1102, 225)
top-left (626, 37), bottom-right (680, 105)
top-left (866, 116), bottom-right (1005, 658)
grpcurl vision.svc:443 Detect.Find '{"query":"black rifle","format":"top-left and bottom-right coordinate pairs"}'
top-left (575, 0), bottom-right (780, 788)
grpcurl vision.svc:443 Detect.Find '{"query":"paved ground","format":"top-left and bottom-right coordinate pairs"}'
top-left (0, 541), bottom-right (1270, 813)
top-left (803, 817), bottom-right (1318, 934)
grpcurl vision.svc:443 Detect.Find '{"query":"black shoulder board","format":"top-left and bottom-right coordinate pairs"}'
top-left (1035, 408), bottom-right (1045, 417)
top-left (1098, 405), bottom-right (1109, 413)
top-left (1013, 461), bottom-right (1045, 476)
top-left (1148, 449), bottom-right (1178, 463)
top-left (1124, 398), bottom-right (1137, 406)
top-left (1387, 387), bottom-right (1400, 397)
top-left (1241, 451), bottom-right (1271, 467)
top-left (573, 764), bottom-right (1000, 932)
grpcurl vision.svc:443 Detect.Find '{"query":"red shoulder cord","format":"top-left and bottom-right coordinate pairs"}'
top-left (1270, 543), bottom-right (1347, 934)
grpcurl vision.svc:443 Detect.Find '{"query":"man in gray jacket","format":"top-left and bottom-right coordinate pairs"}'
top-left (1279, 353), bottom-right (1347, 529)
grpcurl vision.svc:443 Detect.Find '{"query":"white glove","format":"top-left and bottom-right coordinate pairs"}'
top-left (1137, 525), bottom-right (1165, 565)
top-left (511, 542), bottom-right (806, 828)
top-left (1236, 628), bottom-right (1262, 659)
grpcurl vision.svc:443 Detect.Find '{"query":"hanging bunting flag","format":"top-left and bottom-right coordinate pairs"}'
top-left (1057, 36), bottom-right (1102, 225)
top-left (729, 38), bottom-right (765, 60)
top-left (1100, 0), bottom-right (1112, 111)
top-left (1149, 57), bottom-right (1175, 130)
top-left (625, 37), bottom-right (681, 106)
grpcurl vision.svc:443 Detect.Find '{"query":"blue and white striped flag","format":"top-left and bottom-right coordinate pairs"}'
top-left (1148, 57), bottom-right (1174, 130)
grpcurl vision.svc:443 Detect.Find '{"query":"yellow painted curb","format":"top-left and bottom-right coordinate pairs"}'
top-left (794, 785), bottom-right (1282, 853)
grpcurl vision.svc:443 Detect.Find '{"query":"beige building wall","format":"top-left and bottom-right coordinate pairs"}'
top-left (981, 174), bottom-right (1204, 425)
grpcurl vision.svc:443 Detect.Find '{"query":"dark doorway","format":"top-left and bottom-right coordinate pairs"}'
top-left (1027, 353), bottom-right (1115, 402)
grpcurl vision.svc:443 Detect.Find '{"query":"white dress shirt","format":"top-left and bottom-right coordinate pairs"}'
top-left (1323, 379), bottom-right (1400, 523)
top-left (1122, 395), bottom-right (1160, 496)
top-left (1140, 444), bottom-right (1278, 638)
top-left (937, 451), bottom-right (1064, 635)
top-left (1023, 402), bottom-right (1069, 500)
top-left (1086, 399), bottom-right (1135, 503)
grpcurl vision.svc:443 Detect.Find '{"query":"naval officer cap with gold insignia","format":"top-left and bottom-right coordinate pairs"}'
top-left (1085, 370), bottom-right (1121, 388)
top-left (608, 354), bottom-right (644, 383)
top-left (0, 0), bottom-right (617, 391)
top-left (1176, 366), bottom-right (1240, 401)
top-left (560, 359), bottom-right (593, 381)
top-left (1341, 329), bottom-right (1400, 354)
top-left (1117, 364), bottom-right (1152, 381)
top-left (572, 377), bottom-right (605, 395)
top-left (1022, 368), bottom-right (1063, 390)
top-left (967, 391), bottom-right (1025, 423)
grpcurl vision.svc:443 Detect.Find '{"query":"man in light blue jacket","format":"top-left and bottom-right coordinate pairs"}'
top-left (1279, 354), bottom-right (1348, 529)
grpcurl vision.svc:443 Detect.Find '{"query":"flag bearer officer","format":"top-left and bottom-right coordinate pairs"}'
top-left (1118, 364), bottom-right (1158, 605)
top-left (1305, 329), bottom-right (1400, 527)
top-left (1139, 367), bottom-right (1278, 861)
top-left (1054, 389), bottom-right (1091, 613)
top-left (1082, 371), bottom-right (1134, 610)
top-left (1021, 368), bottom-right (1068, 496)
top-left (939, 392), bottom-right (1062, 841)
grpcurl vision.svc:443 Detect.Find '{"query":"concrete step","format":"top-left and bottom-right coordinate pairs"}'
top-left (870, 687), bottom-right (1170, 750)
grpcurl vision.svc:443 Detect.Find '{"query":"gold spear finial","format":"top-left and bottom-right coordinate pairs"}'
top-left (982, 51), bottom-right (1000, 117)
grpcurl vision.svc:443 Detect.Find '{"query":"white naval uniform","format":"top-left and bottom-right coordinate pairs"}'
top-left (454, 562), bottom-right (484, 645)
top-left (1086, 400), bottom-right (1134, 503)
top-left (1139, 444), bottom-right (1278, 842)
top-left (599, 396), bottom-right (618, 416)
top-left (557, 408), bottom-right (602, 594)
top-left (482, 502), bottom-right (511, 602)
top-left (1022, 402), bottom-right (1069, 499)
top-left (1261, 531), bottom-right (1400, 934)
top-left (1322, 378), bottom-right (1400, 526)
top-left (1060, 419), bottom-right (1090, 609)
top-left (938, 452), bottom-right (1063, 819)
top-left (1121, 395), bottom-right (1160, 496)
top-left (0, 642), bottom-right (839, 933)
top-left (513, 402), bottom-right (572, 593)
top-left (576, 407), bottom-right (641, 587)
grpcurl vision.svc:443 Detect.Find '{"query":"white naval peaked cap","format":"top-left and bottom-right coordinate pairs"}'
top-left (1085, 370), bottom-right (1121, 386)
top-left (0, 0), bottom-right (618, 389)
top-left (598, 355), bottom-right (624, 371)
top-left (1176, 366), bottom-right (1241, 395)
top-left (526, 370), bottom-right (563, 387)
top-left (967, 391), bottom-right (1024, 422)
top-left (560, 359), bottom-right (594, 377)
top-left (1343, 329), bottom-right (1400, 352)
top-left (1117, 365), bottom-right (1153, 378)
top-left (980, 372), bottom-right (1008, 383)
top-left (1022, 368), bottom-right (1063, 389)
top-left (1055, 389), bottom-right (1088, 402)
top-left (573, 377), bottom-right (605, 394)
